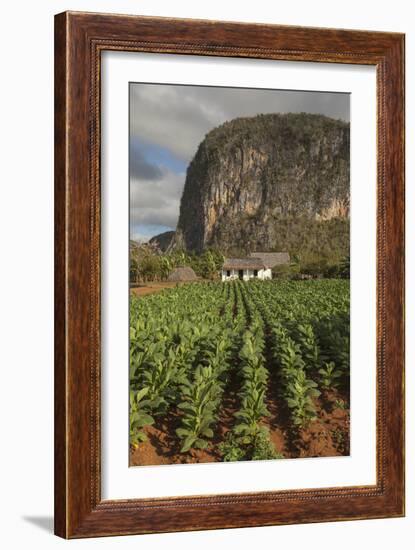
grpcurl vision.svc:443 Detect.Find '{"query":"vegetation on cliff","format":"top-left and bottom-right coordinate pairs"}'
top-left (173, 112), bottom-right (349, 266)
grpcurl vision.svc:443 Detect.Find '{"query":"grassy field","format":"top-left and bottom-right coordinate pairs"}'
top-left (129, 279), bottom-right (350, 466)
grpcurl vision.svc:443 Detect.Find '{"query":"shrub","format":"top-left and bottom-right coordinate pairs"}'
top-left (272, 263), bottom-right (300, 279)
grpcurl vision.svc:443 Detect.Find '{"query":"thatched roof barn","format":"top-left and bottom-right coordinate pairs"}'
top-left (167, 267), bottom-right (198, 282)
top-left (222, 258), bottom-right (265, 271)
top-left (250, 252), bottom-right (290, 268)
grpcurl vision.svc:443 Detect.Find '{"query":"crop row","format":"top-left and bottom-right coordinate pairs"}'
top-left (130, 280), bottom-right (350, 457)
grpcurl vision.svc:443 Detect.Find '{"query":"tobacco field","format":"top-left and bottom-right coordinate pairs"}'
top-left (129, 280), bottom-right (350, 465)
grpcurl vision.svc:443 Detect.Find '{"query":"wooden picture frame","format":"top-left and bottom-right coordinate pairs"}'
top-left (54, 11), bottom-right (405, 538)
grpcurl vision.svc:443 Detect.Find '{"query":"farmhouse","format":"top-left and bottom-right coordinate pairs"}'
top-left (221, 252), bottom-right (290, 281)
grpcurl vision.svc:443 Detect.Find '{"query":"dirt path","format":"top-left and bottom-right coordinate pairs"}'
top-left (131, 280), bottom-right (214, 297)
top-left (130, 282), bottom-right (183, 297)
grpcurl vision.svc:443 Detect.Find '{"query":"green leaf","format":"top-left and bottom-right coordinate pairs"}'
top-left (234, 424), bottom-right (250, 434)
top-left (176, 428), bottom-right (190, 438)
top-left (135, 387), bottom-right (149, 402)
top-left (177, 402), bottom-right (196, 412)
top-left (136, 413), bottom-right (154, 427)
top-left (180, 436), bottom-right (197, 453)
top-left (130, 411), bottom-right (139, 423)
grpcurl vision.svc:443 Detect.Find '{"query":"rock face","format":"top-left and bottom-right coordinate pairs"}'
top-left (172, 113), bottom-right (350, 255)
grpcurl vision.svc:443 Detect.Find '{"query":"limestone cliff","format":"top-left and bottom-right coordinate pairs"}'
top-left (159, 113), bottom-right (350, 259)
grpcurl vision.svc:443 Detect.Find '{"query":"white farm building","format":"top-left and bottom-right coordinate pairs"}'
top-left (221, 252), bottom-right (290, 282)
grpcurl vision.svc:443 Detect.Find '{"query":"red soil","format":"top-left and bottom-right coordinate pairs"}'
top-left (130, 282), bottom-right (184, 297)
top-left (129, 388), bottom-right (349, 467)
top-left (130, 280), bottom-right (212, 297)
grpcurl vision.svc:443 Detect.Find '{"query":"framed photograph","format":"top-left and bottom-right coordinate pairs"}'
top-left (54, 11), bottom-right (405, 538)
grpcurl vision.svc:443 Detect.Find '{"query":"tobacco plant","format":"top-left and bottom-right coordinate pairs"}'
top-left (129, 387), bottom-right (155, 448)
top-left (318, 361), bottom-right (342, 390)
top-left (129, 278), bottom-right (350, 456)
top-left (176, 366), bottom-right (222, 453)
top-left (285, 369), bottom-right (320, 427)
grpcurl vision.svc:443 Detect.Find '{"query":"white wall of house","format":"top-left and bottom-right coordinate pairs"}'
top-left (221, 268), bottom-right (239, 281)
top-left (221, 268), bottom-right (272, 281)
top-left (258, 267), bottom-right (272, 281)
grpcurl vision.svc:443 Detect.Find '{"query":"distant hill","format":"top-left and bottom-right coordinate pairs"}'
top-left (149, 230), bottom-right (175, 252)
top-left (153, 113), bottom-right (350, 264)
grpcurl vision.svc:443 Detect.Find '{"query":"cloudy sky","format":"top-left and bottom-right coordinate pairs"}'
top-left (130, 83), bottom-right (349, 242)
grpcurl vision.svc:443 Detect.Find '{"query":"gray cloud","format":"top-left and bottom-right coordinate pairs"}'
top-left (130, 85), bottom-right (219, 163)
top-left (129, 137), bottom-right (163, 180)
top-left (130, 84), bottom-right (349, 164)
top-left (130, 169), bottom-right (184, 228)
